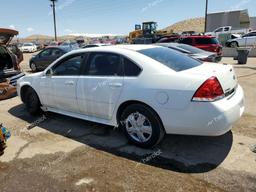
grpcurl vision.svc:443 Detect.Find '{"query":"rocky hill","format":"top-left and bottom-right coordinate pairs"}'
top-left (163, 17), bottom-right (205, 33)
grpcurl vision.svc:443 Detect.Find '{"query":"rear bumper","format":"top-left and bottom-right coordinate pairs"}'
top-left (159, 85), bottom-right (245, 136)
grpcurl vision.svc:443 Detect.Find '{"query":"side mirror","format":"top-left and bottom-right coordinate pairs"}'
top-left (45, 68), bottom-right (53, 76)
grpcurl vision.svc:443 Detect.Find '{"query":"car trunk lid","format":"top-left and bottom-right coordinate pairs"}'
top-left (0, 28), bottom-right (18, 45)
top-left (183, 63), bottom-right (238, 98)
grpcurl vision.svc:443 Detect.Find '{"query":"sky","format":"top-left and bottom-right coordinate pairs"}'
top-left (1, 0), bottom-right (256, 37)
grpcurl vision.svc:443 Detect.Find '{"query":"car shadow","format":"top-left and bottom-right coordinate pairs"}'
top-left (8, 104), bottom-right (233, 173)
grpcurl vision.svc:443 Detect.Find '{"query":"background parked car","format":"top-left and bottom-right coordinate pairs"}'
top-left (157, 35), bottom-right (222, 57)
top-left (157, 43), bottom-right (221, 62)
top-left (20, 43), bottom-right (37, 53)
top-left (60, 41), bottom-right (80, 50)
top-left (46, 41), bottom-right (62, 48)
top-left (29, 46), bottom-right (73, 72)
top-left (226, 31), bottom-right (256, 47)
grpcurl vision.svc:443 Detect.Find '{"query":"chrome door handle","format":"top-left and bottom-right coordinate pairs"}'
top-left (65, 81), bottom-right (74, 85)
top-left (108, 82), bottom-right (123, 87)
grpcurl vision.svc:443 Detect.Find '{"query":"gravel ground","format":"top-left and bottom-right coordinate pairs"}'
top-left (0, 53), bottom-right (256, 192)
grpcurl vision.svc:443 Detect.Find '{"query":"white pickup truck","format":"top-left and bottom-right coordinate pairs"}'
top-left (206, 26), bottom-right (248, 38)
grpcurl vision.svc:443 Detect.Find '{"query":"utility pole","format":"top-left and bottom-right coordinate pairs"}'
top-left (204, 0), bottom-right (208, 33)
top-left (50, 0), bottom-right (58, 41)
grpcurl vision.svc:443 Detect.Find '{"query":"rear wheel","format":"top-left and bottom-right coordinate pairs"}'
top-left (230, 42), bottom-right (238, 48)
top-left (24, 87), bottom-right (41, 115)
top-left (30, 62), bottom-right (37, 72)
top-left (120, 104), bottom-right (165, 148)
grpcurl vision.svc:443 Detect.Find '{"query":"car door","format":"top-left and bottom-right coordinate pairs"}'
top-left (35, 48), bottom-right (53, 70)
top-left (246, 32), bottom-right (256, 46)
top-left (77, 52), bottom-right (124, 120)
top-left (39, 53), bottom-right (86, 113)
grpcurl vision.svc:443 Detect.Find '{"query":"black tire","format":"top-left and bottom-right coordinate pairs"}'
top-left (120, 104), bottom-right (165, 148)
top-left (230, 41), bottom-right (238, 48)
top-left (24, 87), bottom-right (41, 115)
top-left (30, 62), bottom-right (38, 72)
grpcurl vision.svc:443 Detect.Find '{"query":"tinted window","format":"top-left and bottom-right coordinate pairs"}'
top-left (195, 38), bottom-right (219, 45)
top-left (215, 28), bottom-right (223, 32)
top-left (123, 57), bottom-right (141, 76)
top-left (249, 32), bottom-right (256, 37)
top-left (52, 55), bottom-right (83, 76)
top-left (40, 49), bottom-right (52, 57)
top-left (51, 49), bottom-right (63, 56)
top-left (179, 38), bottom-right (193, 45)
top-left (85, 53), bottom-right (122, 76)
top-left (224, 27), bottom-right (230, 32)
top-left (138, 47), bottom-right (202, 72)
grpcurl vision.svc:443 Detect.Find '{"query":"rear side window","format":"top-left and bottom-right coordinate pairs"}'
top-left (195, 38), bottom-right (219, 45)
top-left (138, 47), bottom-right (202, 72)
top-left (123, 57), bottom-right (141, 76)
top-left (85, 52), bottom-right (122, 76)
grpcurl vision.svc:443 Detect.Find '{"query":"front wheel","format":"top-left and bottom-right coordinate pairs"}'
top-left (24, 87), bottom-right (41, 115)
top-left (120, 104), bottom-right (165, 148)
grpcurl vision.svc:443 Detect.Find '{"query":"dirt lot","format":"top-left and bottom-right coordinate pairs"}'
top-left (0, 53), bottom-right (256, 192)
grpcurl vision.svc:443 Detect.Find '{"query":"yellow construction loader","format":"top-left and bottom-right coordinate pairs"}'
top-left (128, 21), bottom-right (172, 44)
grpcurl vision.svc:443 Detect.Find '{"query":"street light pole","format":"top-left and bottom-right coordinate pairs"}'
top-left (204, 0), bottom-right (208, 33)
top-left (50, 0), bottom-right (57, 41)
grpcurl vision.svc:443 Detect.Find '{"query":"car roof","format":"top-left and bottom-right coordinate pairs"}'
top-left (64, 45), bottom-right (162, 57)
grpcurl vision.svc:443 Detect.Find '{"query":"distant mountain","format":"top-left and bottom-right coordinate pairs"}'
top-left (163, 17), bottom-right (205, 33)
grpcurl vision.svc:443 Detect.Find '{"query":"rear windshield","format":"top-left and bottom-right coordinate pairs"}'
top-left (176, 44), bottom-right (204, 54)
top-left (195, 38), bottom-right (219, 45)
top-left (138, 47), bottom-right (202, 72)
top-left (23, 43), bottom-right (33, 46)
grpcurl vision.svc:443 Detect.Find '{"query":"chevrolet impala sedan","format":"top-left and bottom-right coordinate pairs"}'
top-left (17, 45), bottom-right (245, 148)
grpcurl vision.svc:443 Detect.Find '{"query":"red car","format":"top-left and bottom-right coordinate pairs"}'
top-left (157, 35), bottom-right (222, 61)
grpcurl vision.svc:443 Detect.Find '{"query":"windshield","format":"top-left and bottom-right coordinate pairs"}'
top-left (138, 47), bottom-right (202, 72)
top-left (23, 43), bottom-right (33, 46)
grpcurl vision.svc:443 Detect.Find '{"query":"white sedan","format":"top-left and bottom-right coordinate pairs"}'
top-left (17, 45), bottom-right (245, 148)
top-left (20, 43), bottom-right (37, 53)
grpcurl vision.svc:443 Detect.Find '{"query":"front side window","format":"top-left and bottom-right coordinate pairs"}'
top-left (138, 47), bottom-right (202, 72)
top-left (51, 49), bottom-right (63, 56)
top-left (52, 54), bottom-right (84, 76)
top-left (40, 49), bottom-right (52, 57)
top-left (85, 52), bottom-right (122, 76)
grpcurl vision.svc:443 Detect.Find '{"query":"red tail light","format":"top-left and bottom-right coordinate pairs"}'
top-left (192, 77), bottom-right (224, 102)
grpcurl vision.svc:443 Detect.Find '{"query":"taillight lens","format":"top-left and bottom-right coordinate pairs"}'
top-left (192, 77), bottom-right (224, 102)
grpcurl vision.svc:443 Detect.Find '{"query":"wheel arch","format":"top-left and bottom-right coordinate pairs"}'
top-left (116, 100), bottom-right (165, 130)
top-left (20, 85), bottom-right (40, 104)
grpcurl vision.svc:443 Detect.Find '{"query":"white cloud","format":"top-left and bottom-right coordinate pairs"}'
top-left (64, 29), bottom-right (73, 33)
top-left (141, 0), bottom-right (165, 13)
top-left (230, 0), bottom-right (251, 10)
top-left (26, 27), bottom-right (35, 32)
top-left (9, 25), bottom-right (15, 29)
top-left (57, 0), bottom-right (76, 11)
